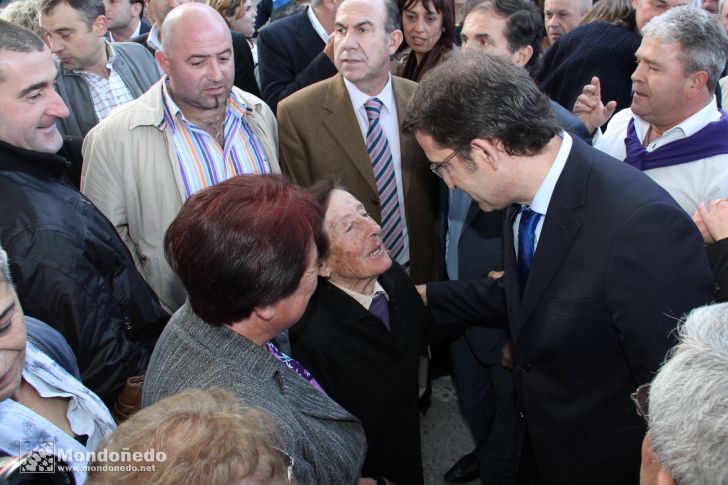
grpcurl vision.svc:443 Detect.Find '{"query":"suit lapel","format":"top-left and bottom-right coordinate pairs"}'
top-left (503, 205), bottom-right (523, 337)
top-left (393, 77), bottom-right (415, 197)
top-left (322, 75), bottom-right (378, 196)
top-left (515, 144), bottom-right (589, 335)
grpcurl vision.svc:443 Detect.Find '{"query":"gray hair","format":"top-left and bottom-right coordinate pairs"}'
top-left (0, 0), bottom-right (43, 36)
top-left (0, 19), bottom-right (45, 83)
top-left (384, 0), bottom-right (402, 33)
top-left (0, 244), bottom-right (12, 284)
top-left (403, 50), bottom-right (560, 160)
top-left (648, 302), bottom-right (728, 484)
top-left (640, 5), bottom-right (728, 91)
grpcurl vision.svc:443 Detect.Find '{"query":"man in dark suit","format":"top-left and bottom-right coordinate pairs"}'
top-left (104, 0), bottom-right (150, 42)
top-left (257, 0), bottom-right (339, 111)
top-left (432, 3), bottom-right (591, 482)
top-left (131, 0), bottom-right (259, 96)
top-left (404, 51), bottom-right (714, 484)
top-left (277, 0), bottom-right (438, 284)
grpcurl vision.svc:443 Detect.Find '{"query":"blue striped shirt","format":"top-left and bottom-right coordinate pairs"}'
top-left (162, 80), bottom-right (271, 198)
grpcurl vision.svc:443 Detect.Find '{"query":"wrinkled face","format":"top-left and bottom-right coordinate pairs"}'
top-left (631, 36), bottom-right (692, 130)
top-left (157, 21), bottom-right (234, 112)
top-left (273, 241), bottom-right (319, 328)
top-left (402, 1), bottom-right (443, 57)
top-left (104, 0), bottom-right (141, 31)
top-left (333, 0), bottom-right (402, 95)
top-left (0, 278), bottom-right (27, 403)
top-left (720, 0), bottom-right (728, 34)
top-left (0, 47), bottom-right (69, 153)
top-left (228, 0), bottom-right (256, 37)
top-left (544, 0), bottom-right (584, 45)
top-left (39, 2), bottom-right (106, 71)
top-left (320, 190), bottom-right (392, 289)
top-left (632, 0), bottom-right (686, 31)
top-left (461, 9), bottom-right (512, 58)
top-left (416, 132), bottom-right (516, 212)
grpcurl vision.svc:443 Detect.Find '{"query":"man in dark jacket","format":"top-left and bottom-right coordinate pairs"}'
top-left (0, 20), bottom-right (169, 406)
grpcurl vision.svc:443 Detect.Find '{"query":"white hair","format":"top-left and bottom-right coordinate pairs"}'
top-left (648, 302), bottom-right (728, 484)
top-left (0, 245), bottom-right (11, 283)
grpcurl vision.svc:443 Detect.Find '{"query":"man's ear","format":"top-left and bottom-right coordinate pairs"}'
top-left (131, 1), bottom-right (143, 19)
top-left (687, 70), bottom-right (709, 96)
top-left (512, 44), bottom-right (534, 68)
top-left (388, 29), bottom-right (404, 55)
top-left (253, 304), bottom-right (276, 321)
top-left (92, 14), bottom-right (109, 37)
top-left (155, 49), bottom-right (170, 74)
top-left (470, 138), bottom-right (501, 171)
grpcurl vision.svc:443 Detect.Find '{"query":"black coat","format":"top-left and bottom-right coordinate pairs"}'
top-left (289, 264), bottom-right (429, 485)
top-left (257, 7), bottom-right (337, 112)
top-left (426, 139), bottom-right (713, 483)
top-left (0, 140), bottom-right (169, 405)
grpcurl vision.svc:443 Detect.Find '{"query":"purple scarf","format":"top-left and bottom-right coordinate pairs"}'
top-left (624, 110), bottom-right (728, 171)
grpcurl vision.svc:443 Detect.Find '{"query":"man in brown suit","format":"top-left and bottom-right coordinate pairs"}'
top-left (277, 0), bottom-right (438, 283)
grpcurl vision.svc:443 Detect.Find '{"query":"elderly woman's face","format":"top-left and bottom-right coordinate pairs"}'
top-left (320, 190), bottom-right (392, 291)
top-left (402, 0), bottom-right (444, 57)
top-left (0, 278), bottom-right (26, 402)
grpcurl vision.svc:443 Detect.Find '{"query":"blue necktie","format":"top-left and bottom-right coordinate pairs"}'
top-left (369, 291), bottom-right (390, 330)
top-left (517, 205), bottom-right (541, 291)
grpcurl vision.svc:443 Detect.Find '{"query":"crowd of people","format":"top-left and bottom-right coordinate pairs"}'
top-left (0, 0), bottom-right (727, 482)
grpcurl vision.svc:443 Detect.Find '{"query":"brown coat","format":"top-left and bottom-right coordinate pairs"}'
top-left (277, 74), bottom-right (439, 283)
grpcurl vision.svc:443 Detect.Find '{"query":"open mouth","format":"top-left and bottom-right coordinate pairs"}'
top-left (368, 244), bottom-right (383, 257)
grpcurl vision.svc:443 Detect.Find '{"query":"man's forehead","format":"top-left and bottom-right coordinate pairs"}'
top-left (544, 0), bottom-right (580, 10)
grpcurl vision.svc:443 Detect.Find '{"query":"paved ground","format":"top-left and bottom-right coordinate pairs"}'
top-left (420, 376), bottom-right (480, 485)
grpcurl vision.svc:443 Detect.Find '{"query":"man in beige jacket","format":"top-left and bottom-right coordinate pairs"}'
top-left (82, 3), bottom-right (279, 312)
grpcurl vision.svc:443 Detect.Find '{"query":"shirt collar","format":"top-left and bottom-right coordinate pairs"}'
top-left (343, 74), bottom-right (395, 116)
top-left (633, 96), bottom-right (720, 140)
top-left (307, 5), bottom-right (329, 43)
top-left (147, 23), bottom-right (162, 52)
top-left (108, 18), bottom-right (142, 42)
top-left (329, 279), bottom-right (388, 309)
top-left (528, 131), bottom-right (572, 216)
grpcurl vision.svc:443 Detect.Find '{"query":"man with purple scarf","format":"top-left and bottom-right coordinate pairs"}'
top-left (574, 6), bottom-right (728, 215)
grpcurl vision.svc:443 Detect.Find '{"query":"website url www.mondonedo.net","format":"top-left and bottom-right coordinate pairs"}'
top-left (56, 463), bottom-right (157, 473)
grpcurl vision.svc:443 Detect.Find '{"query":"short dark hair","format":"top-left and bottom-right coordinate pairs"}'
top-left (403, 50), bottom-right (560, 158)
top-left (164, 174), bottom-right (324, 326)
top-left (473, 0), bottom-right (544, 78)
top-left (384, 0), bottom-right (403, 33)
top-left (0, 19), bottom-right (45, 82)
top-left (399, 0), bottom-right (456, 49)
top-left (39, 0), bottom-right (105, 28)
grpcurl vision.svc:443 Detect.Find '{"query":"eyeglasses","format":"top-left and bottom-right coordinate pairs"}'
top-left (272, 446), bottom-right (295, 482)
top-left (429, 150), bottom-right (458, 179)
top-left (630, 383), bottom-right (650, 419)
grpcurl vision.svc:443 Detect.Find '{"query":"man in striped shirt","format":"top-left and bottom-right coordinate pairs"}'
top-left (81, 2), bottom-right (280, 312)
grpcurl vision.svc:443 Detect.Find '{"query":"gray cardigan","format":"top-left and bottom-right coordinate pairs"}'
top-left (142, 302), bottom-right (367, 485)
top-left (55, 41), bottom-right (161, 138)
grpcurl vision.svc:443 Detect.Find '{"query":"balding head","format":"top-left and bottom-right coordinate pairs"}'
top-left (160, 2), bottom-right (231, 55)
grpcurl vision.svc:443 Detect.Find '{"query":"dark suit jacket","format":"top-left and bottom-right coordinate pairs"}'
top-left (131, 29), bottom-right (260, 97)
top-left (427, 138), bottom-right (714, 483)
top-left (289, 264), bottom-right (428, 485)
top-left (278, 74), bottom-right (439, 284)
top-left (257, 7), bottom-right (337, 112)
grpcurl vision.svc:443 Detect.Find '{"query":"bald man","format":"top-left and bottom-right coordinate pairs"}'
top-left (82, 2), bottom-right (280, 312)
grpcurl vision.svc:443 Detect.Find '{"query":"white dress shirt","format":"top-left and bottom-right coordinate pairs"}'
top-left (594, 98), bottom-right (728, 214)
top-left (307, 4), bottom-right (329, 43)
top-left (343, 75), bottom-right (410, 266)
top-left (513, 132), bottom-right (572, 255)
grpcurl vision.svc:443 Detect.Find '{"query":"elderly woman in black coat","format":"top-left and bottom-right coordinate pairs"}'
top-left (290, 181), bottom-right (431, 485)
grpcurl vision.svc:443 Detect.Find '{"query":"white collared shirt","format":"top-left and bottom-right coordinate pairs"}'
top-left (594, 98), bottom-right (728, 214)
top-left (330, 280), bottom-right (388, 309)
top-left (307, 5), bottom-right (329, 43)
top-left (147, 23), bottom-right (162, 52)
top-left (513, 132), bottom-right (572, 255)
top-left (108, 17), bottom-right (142, 42)
top-left (343, 75), bottom-right (410, 266)
top-left (75, 40), bottom-right (134, 121)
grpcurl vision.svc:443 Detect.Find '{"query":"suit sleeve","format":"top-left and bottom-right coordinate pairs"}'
top-left (605, 201), bottom-right (714, 385)
top-left (232, 32), bottom-right (261, 97)
top-left (257, 28), bottom-right (337, 112)
top-left (426, 276), bottom-right (508, 328)
top-left (277, 101), bottom-right (314, 187)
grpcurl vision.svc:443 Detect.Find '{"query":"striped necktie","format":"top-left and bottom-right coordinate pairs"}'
top-left (365, 97), bottom-right (405, 263)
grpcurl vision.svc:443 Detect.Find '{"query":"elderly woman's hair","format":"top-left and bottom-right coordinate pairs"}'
top-left (648, 303), bottom-right (728, 484)
top-left (207, 0), bottom-right (242, 22)
top-left (307, 179), bottom-right (349, 261)
top-left (0, 245), bottom-right (11, 284)
top-left (0, 0), bottom-right (43, 37)
top-left (164, 174), bottom-right (323, 325)
top-left (87, 388), bottom-right (294, 485)
top-left (580, 0), bottom-right (636, 32)
top-left (398, 0), bottom-right (456, 48)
